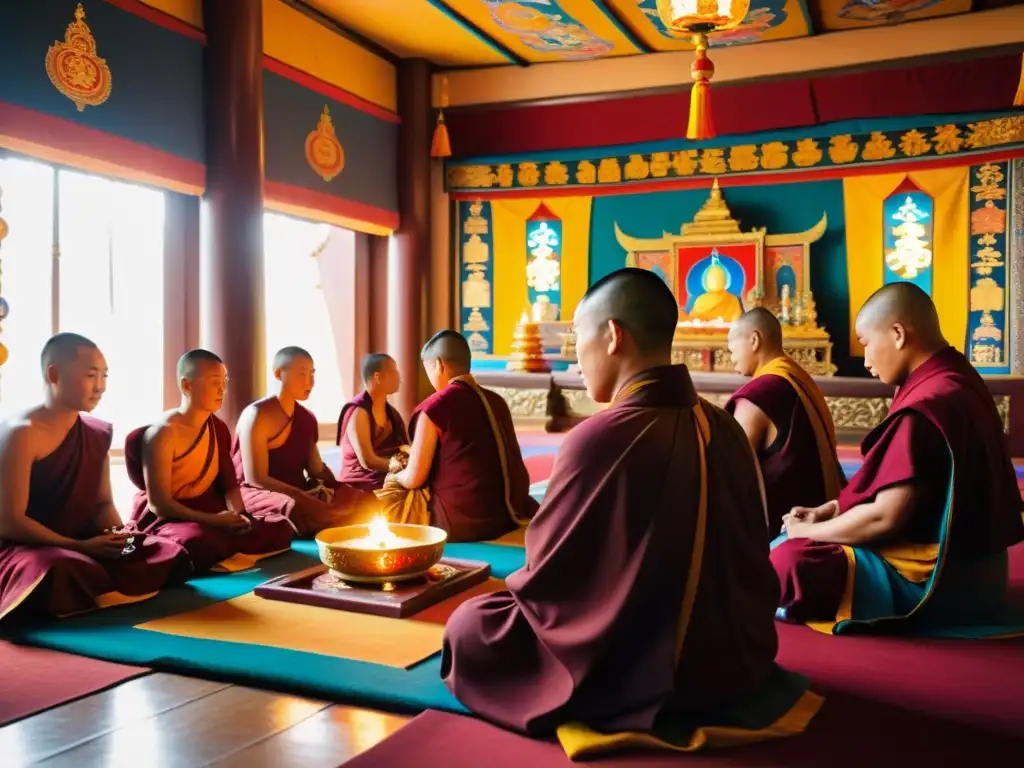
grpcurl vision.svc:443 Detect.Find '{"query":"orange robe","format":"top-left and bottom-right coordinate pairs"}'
top-left (0, 416), bottom-right (188, 623)
top-left (231, 398), bottom-right (378, 536)
top-left (125, 415), bottom-right (294, 574)
top-left (409, 375), bottom-right (537, 542)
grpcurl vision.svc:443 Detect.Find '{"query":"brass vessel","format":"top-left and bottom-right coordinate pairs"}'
top-left (315, 523), bottom-right (447, 583)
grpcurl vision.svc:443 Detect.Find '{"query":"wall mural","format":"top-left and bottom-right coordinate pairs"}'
top-left (966, 161), bottom-right (1011, 373)
top-left (479, 0), bottom-right (614, 59)
top-left (636, 0), bottom-right (789, 47)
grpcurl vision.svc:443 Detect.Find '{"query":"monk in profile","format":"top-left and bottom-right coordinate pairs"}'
top-left (385, 331), bottom-right (537, 542)
top-left (726, 308), bottom-right (844, 533)
top-left (0, 334), bottom-right (186, 622)
top-left (772, 283), bottom-right (1024, 633)
top-left (233, 347), bottom-right (378, 535)
top-left (125, 349), bottom-right (294, 573)
top-left (442, 269), bottom-right (820, 758)
top-left (336, 352), bottom-right (408, 492)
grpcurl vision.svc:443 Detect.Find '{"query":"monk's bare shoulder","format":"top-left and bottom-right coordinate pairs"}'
top-left (143, 411), bottom-right (185, 451)
top-left (0, 407), bottom-right (60, 462)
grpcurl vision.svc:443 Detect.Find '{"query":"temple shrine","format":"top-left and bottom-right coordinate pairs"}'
top-left (1, 0), bottom-right (1023, 764)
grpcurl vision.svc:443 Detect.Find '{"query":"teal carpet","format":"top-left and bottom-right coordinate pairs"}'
top-left (2, 540), bottom-right (528, 715)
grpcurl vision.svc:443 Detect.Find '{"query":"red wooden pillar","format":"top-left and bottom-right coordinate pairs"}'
top-left (390, 58), bottom-right (432, 420)
top-left (200, 0), bottom-right (266, 431)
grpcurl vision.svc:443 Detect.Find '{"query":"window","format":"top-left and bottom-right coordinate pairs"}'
top-left (263, 211), bottom-right (342, 424)
top-left (0, 157), bottom-right (165, 439)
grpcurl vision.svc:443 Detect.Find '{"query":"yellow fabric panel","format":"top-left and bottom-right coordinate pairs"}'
top-left (304, 0), bottom-right (509, 67)
top-left (556, 689), bottom-right (824, 759)
top-left (490, 197), bottom-right (592, 355)
top-left (138, 0), bottom-right (202, 27)
top-left (261, 0), bottom-right (397, 113)
top-left (844, 168), bottom-right (969, 355)
top-left (136, 591), bottom-right (444, 669)
top-left (442, 0), bottom-right (641, 63)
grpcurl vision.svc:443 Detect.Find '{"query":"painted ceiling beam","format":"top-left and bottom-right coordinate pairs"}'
top-left (591, 0), bottom-right (655, 54)
top-left (432, 5), bottom-right (1024, 108)
top-left (423, 0), bottom-right (527, 66)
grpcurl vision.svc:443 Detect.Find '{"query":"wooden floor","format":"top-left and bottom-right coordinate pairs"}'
top-left (0, 673), bottom-right (409, 767)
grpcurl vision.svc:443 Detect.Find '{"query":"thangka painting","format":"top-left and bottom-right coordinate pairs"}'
top-left (459, 200), bottom-right (495, 355)
top-left (675, 242), bottom-right (758, 321)
top-left (966, 161), bottom-right (1010, 372)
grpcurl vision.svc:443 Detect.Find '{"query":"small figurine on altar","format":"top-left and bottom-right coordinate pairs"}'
top-left (780, 284), bottom-right (792, 325)
top-left (531, 294), bottom-right (558, 323)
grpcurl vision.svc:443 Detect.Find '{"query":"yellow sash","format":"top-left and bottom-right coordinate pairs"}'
top-left (171, 419), bottom-right (219, 500)
top-left (753, 356), bottom-right (842, 501)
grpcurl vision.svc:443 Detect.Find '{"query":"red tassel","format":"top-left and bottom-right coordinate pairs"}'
top-left (431, 111), bottom-right (451, 158)
top-left (1014, 52), bottom-right (1024, 107)
top-left (686, 32), bottom-right (716, 140)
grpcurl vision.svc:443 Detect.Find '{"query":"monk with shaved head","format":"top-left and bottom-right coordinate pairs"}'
top-left (0, 334), bottom-right (186, 622)
top-left (336, 353), bottom-right (408, 492)
top-left (232, 347), bottom-right (378, 535)
top-left (772, 282), bottom-right (1024, 635)
top-left (442, 268), bottom-right (820, 759)
top-left (383, 331), bottom-right (536, 541)
top-left (726, 307), bottom-right (844, 533)
top-left (124, 349), bottom-right (294, 574)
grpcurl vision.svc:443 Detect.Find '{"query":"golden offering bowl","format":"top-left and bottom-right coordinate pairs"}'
top-left (315, 522), bottom-right (447, 584)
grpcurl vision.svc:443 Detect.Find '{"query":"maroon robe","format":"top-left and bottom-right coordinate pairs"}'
top-left (441, 366), bottom-right (781, 735)
top-left (336, 391), bottom-right (408, 492)
top-left (0, 416), bottom-right (187, 622)
top-left (125, 415), bottom-right (294, 574)
top-left (231, 398), bottom-right (378, 536)
top-left (726, 375), bottom-right (841, 534)
top-left (772, 347), bottom-right (1024, 623)
top-left (412, 378), bottom-right (538, 543)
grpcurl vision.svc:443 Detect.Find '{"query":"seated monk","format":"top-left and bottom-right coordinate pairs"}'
top-left (0, 334), bottom-right (187, 622)
top-left (125, 349), bottom-right (294, 574)
top-left (772, 283), bottom-right (1024, 634)
top-left (726, 308), bottom-right (844, 534)
top-left (336, 352), bottom-right (408, 492)
top-left (442, 269), bottom-right (820, 759)
top-left (233, 347), bottom-right (378, 535)
top-left (384, 331), bottom-right (538, 542)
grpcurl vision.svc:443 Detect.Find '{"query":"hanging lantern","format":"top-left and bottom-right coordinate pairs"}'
top-left (656, 0), bottom-right (751, 140)
top-left (431, 76), bottom-right (452, 159)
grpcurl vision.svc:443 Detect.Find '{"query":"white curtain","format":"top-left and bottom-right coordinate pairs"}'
top-left (263, 212), bottom-right (342, 423)
top-left (0, 159), bottom-right (165, 441)
top-left (0, 157), bottom-right (55, 419)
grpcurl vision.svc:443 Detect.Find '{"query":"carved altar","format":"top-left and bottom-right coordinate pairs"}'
top-left (613, 179), bottom-right (837, 376)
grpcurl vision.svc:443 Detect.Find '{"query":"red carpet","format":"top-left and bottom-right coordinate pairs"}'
top-left (0, 640), bottom-right (148, 726)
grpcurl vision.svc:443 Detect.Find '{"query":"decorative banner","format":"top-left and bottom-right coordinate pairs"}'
top-left (305, 106), bottom-right (345, 182)
top-left (447, 115), bottom-right (1024, 193)
top-left (883, 179), bottom-right (934, 295)
top-left (459, 200), bottom-right (494, 355)
top-left (45, 3), bottom-right (112, 113)
top-left (966, 161), bottom-right (1010, 372)
top-left (525, 203), bottom-right (562, 321)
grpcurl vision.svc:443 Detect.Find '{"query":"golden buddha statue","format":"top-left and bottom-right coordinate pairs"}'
top-left (684, 253), bottom-right (743, 323)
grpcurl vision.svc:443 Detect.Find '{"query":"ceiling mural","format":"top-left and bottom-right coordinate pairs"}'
top-left (303, 0), bottom-right (987, 66)
top-left (817, 0), bottom-right (972, 30)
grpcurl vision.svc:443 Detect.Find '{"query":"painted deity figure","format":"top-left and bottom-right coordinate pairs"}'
top-left (526, 222), bottom-right (561, 294)
top-left (686, 252), bottom-right (743, 323)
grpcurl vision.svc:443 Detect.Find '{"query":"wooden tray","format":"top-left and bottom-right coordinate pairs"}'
top-left (254, 558), bottom-right (491, 618)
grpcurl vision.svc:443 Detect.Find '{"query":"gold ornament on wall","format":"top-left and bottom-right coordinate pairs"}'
top-left (45, 4), bottom-right (112, 112)
top-left (305, 106), bottom-right (345, 182)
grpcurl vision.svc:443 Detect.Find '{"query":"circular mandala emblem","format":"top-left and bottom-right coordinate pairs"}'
top-left (305, 106), bottom-right (345, 182)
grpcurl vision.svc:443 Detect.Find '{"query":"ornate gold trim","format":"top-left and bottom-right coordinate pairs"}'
top-left (45, 4), bottom-right (112, 113)
top-left (305, 106), bottom-right (345, 182)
